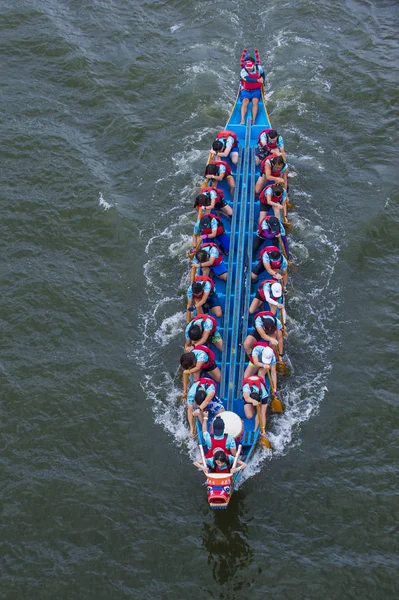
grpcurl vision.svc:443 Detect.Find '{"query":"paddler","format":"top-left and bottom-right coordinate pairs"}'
top-left (249, 280), bottom-right (285, 316)
top-left (194, 187), bottom-right (233, 217)
top-left (242, 375), bottom-right (270, 434)
top-left (180, 346), bottom-right (221, 388)
top-left (210, 130), bottom-right (239, 165)
top-left (193, 244), bottom-right (228, 281)
top-left (193, 214), bottom-right (230, 255)
top-left (243, 311), bottom-right (283, 361)
top-left (239, 56), bottom-right (265, 125)
top-left (205, 161), bottom-right (235, 195)
top-left (243, 344), bottom-right (278, 393)
top-left (251, 247), bottom-right (288, 292)
top-left (255, 128), bottom-right (286, 164)
top-left (253, 215), bottom-right (289, 259)
top-left (201, 414), bottom-right (236, 457)
top-left (186, 379), bottom-right (224, 426)
top-left (186, 276), bottom-right (223, 318)
top-left (184, 314), bottom-right (223, 351)
top-left (258, 182), bottom-right (288, 222)
top-left (255, 155), bottom-right (288, 195)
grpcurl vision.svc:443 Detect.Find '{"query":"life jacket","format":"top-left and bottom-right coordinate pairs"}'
top-left (205, 433), bottom-right (229, 459)
top-left (257, 216), bottom-right (281, 238)
top-left (261, 154), bottom-right (286, 177)
top-left (193, 345), bottom-right (216, 369)
top-left (199, 186), bottom-right (225, 205)
top-left (211, 462), bottom-right (232, 474)
top-left (258, 128), bottom-right (279, 150)
top-left (259, 184), bottom-right (284, 205)
top-left (215, 130), bottom-right (238, 150)
top-left (199, 214), bottom-right (224, 237)
top-left (190, 315), bottom-right (218, 336)
top-left (197, 377), bottom-right (218, 389)
top-left (199, 243), bottom-right (223, 266)
top-left (192, 276), bottom-right (215, 297)
top-left (252, 341), bottom-right (277, 360)
top-left (257, 278), bottom-right (281, 302)
top-left (212, 160), bottom-right (232, 176)
top-left (255, 311), bottom-right (277, 332)
top-left (242, 375), bottom-right (266, 389)
top-left (241, 66), bottom-right (263, 90)
top-left (259, 246), bottom-right (282, 269)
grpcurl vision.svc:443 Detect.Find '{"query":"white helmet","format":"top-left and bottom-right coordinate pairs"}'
top-left (261, 346), bottom-right (274, 365)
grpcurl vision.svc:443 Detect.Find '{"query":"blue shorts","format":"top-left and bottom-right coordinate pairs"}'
top-left (211, 261), bottom-right (228, 277)
top-left (204, 292), bottom-right (221, 310)
top-left (230, 146), bottom-right (239, 154)
top-left (240, 88), bottom-right (262, 101)
top-left (207, 398), bottom-right (224, 415)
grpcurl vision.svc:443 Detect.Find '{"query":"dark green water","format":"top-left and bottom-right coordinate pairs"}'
top-left (1, 1), bottom-right (398, 598)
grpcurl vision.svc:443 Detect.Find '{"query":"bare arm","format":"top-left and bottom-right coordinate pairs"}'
top-left (264, 290), bottom-right (284, 309)
top-left (183, 361), bottom-right (204, 376)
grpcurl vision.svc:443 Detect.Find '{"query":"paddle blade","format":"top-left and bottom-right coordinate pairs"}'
top-left (277, 360), bottom-right (289, 376)
top-left (260, 433), bottom-right (272, 449)
top-left (283, 220), bottom-right (292, 230)
top-left (271, 397), bottom-right (284, 413)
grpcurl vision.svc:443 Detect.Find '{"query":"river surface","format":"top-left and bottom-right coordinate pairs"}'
top-left (1, 1), bottom-right (398, 598)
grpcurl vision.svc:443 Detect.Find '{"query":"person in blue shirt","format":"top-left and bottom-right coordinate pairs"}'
top-left (252, 248), bottom-right (288, 291)
top-left (180, 347), bottom-right (221, 389)
top-left (249, 280), bottom-right (285, 317)
top-left (186, 380), bottom-right (224, 426)
top-left (193, 246), bottom-right (228, 281)
top-left (204, 162), bottom-right (235, 195)
top-left (201, 414), bottom-right (237, 456)
top-left (194, 188), bottom-right (233, 217)
top-left (243, 344), bottom-right (278, 391)
top-left (193, 214), bottom-right (230, 255)
top-left (210, 132), bottom-right (239, 165)
top-left (184, 315), bottom-right (223, 351)
top-left (186, 278), bottom-right (222, 318)
top-left (242, 376), bottom-right (270, 433)
top-left (259, 183), bottom-right (288, 222)
top-left (243, 312), bottom-right (283, 362)
top-left (239, 56), bottom-right (265, 125)
top-left (253, 215), bottom-right (288, 256)
top-left (255, 129), bottom-right (286, 164)
top-left (255, 155), bottom-right (288, 195)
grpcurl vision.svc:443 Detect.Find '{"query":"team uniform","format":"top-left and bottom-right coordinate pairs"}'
top-left (187, 379), bottom-right (224, 415)
top-left (187, 276), bottom-right (221, 311)
top-left (192, 243), bottom-right (228, 277)
top-left (185, 315), bottom-right (222, 345)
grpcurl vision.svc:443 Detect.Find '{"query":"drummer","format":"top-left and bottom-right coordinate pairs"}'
top-left (201, 414), bottom-right (236, 457)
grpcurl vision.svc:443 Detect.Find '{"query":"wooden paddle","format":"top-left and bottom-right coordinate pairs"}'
top-left (277, 236), bottom-right (293, 267)
top-left (283, 217), bottom-right (292, 230)
top-left (256, 404), bottom-right (271, 449)
top-left (266, 371), bottom-right (284, 413)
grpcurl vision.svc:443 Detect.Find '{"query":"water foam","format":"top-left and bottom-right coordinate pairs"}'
top-left (98, 192), bottom-right (113, 210)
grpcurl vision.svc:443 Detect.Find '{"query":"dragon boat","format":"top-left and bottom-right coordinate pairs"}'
top-left (184, 49), bottom-right (290, 509)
